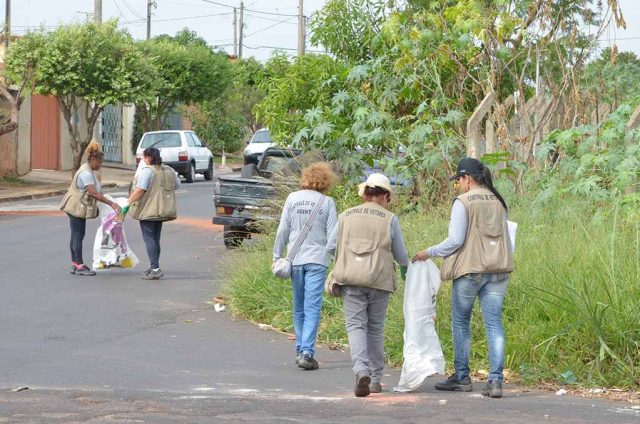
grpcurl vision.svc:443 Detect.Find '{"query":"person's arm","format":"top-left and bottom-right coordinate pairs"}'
top-left (126, 167), bottom-right (152, 207)
top-left (128, 188), bottom-right (146, 204)
top-left (325, 198), bottom-right (338, 258)
top-left (412, 200), bottom-right (467, 261)
top-left (273, 196), bottom-right (292, 261)
top-left (390, 216), bottom-right (409, 266)
top-left (85, 184), bottom-right (120, 213)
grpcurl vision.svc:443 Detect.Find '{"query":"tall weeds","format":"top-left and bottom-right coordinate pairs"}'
top-left (221, 196), bottom-right (640, 388)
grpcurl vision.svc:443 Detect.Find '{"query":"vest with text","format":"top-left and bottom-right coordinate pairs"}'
top-left (59, 163), bottom-right (98, 219)
top-left (332, 202), bottom-right (396, 292)
top-left (441, 187), bottom-right (513, 281)
top-left (130, 164), bottom-right (177, 221)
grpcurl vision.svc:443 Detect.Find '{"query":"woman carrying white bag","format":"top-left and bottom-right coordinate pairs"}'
top-left (272, 163), bottom-right (338, 371)
top-left (413, 157), bottom-right (514, 399)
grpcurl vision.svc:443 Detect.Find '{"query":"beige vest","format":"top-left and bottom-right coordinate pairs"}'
top-left (441, 187), bottom-right (513, 281)
top-left (130, 165), bottom-right (177, 221)
top-left (332, 202), bottom-right (397, 292)
top-left (59, 163), bottom-right (99, 219)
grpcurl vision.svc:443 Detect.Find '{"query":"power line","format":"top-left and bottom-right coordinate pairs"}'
top-left (244, 16), bottom-right (296, 38)
top-left (201, 0), bottom-right (299, 17)
top-left (242, 43), bottom-right (324, 54)
top-left (121, 12), bottom-right (232, 26)
top-left (244, 12), bottom-right (298, 24)
top-left (121, 0), bottom-right (146, 20)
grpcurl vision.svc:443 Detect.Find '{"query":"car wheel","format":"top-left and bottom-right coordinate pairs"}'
top-left (203, 160), bottom-right (214, 181)
top-left (185, 162), bottom-right (195, 183)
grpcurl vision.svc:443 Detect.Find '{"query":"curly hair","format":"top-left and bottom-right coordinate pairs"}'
top-left (85, 141), bottom-right (104, 161)
top-left (300, 162), bottom-right (338, 194)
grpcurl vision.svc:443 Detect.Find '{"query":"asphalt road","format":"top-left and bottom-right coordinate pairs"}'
top-left (0, 175), bottom-right (638, 423)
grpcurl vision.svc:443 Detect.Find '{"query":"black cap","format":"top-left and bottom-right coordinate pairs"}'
top-left (449, 157), bottom-right (484, 181)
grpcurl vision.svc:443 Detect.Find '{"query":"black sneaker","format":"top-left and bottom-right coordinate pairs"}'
top-left (435, 373), bottom-right (473, 392)
top-left (70, 266), bottom-right (77, 275)
top-left (354, 372), bottom-right (371, 397)
top-left (481, 381), bottom-right (503, 398)
top-left (75, 265), bottom-right (96, 276)
top-left (295, 352), bottom-right (301, 365)
top-left (297, 353), bottom-right (319, 370)
top-left (370, 382), bottom-right (382, 393)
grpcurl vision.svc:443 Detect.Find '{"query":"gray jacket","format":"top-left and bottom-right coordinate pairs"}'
top-left (273, 190), bottom-right (338, 267)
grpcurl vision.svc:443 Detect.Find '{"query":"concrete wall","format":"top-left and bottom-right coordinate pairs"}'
top-left (121, 104), bottom-right (136, 166)
top-left (16, 95), bottom-right (31, 175)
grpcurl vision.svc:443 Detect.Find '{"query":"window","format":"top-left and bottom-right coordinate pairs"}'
top-left (140, 133), bottom-right (182, 148)
top-left (186, 133), bottom-right (198, 147)
top-left (251, 130), bottom-right (272, 144)
top-left (190, 133), bottom-right (205, 147)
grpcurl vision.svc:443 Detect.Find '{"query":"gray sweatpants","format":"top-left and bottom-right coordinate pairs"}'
top-left (342, 285), bottom-right (391, 384)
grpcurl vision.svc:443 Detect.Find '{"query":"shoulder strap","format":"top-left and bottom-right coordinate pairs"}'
top-left (287, 194), bottom-right (326, 261)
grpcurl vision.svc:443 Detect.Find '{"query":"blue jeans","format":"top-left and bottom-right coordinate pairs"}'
top-left (452, 273), bottom-right (509, 383)
top-left (291, 264), bottom-right (327, 357)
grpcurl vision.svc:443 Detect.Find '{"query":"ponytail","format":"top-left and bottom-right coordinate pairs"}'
top-left (480, 166), bottom-right (508, 211)
top-left (143, 147), bottom-right (162, 165)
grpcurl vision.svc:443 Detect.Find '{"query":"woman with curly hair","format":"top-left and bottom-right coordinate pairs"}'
top-left (60, 142), bottom-right (121, 276)
top-left (273, 162), bottom-right (338, 371)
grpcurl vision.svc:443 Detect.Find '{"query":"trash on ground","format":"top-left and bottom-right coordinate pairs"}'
top-left (258, 323), bottom-right (274, 331)
top-left (588, 388), bottom-right (605, 394)
top-left (555, 389), bottom-right (568, 396)
top-left (438, 399), bottom-right (447, 405)
top-left (469, 394), bottom-right (484, 399)
top-left (11, 386), bottom-right (28, 392)
top-left (213, 295), bottom-right (226, 305)
top-left (214, 303), bottom-right (226, 312)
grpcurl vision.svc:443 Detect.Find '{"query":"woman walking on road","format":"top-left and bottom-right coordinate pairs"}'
top-left (127, 147), bottom-right (180, 280)
top-left (60, 143), bottom-right (121, 276)
top-left (331, 173), bottom-right (409, 397)
top-left (273, 163), bottom-right (338, 371)
top-left (413, 157), bottom-right (514, 399)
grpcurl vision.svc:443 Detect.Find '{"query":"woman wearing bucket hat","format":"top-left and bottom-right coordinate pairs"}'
top-left (331, 173), bottom-right (409, 397)
top-left (412, 157), bottom-right (513, 398)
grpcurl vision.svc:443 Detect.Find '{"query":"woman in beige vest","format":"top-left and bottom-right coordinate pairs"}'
top-left (413, 157), bottom-right (513, 399)
top-left (60, 143), bottom-right (121, 276)
top-left (127, 147), bottom-right (180, 280)
top-left (332, 173), bottom-right (409, 397)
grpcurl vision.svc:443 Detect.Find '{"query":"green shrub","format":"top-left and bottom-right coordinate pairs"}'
top-left (221, 193), bottom-right (640, 389)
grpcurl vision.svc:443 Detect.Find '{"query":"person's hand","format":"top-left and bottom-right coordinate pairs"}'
top-left (400, 265), bottom-right (408, 281)
top-left (411, 250), bottom-right (430, 262)
top-left (111, 202), bottom-right (122, 214)
top-left (121, 205), bottom-right (130, 216)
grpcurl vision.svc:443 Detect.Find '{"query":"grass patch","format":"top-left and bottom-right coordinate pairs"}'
top-left (214, 154), bottom-right (244, 167)
top-left (0, 175), bottom-right (26, 185)
top-left (221, 195), bottom-right (640, 389)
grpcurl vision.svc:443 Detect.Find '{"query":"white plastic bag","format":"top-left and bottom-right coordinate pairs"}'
top-left (92, 196), bottom-right (139, 271)
top-left (393, 260), bottom-right (446, 392)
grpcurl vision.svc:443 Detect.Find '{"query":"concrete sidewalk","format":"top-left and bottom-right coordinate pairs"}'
top-left (0, 164), bottom-right (241, 203)
top-left (0, 166), bottom-right (135, 204)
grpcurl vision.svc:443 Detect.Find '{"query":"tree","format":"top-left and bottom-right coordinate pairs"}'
top-left (189, 58), bottom-right (265, 156)
top-left (4, 22), bottom-right (157, 172)
top-left (135, 37), bottom-right (232, 134)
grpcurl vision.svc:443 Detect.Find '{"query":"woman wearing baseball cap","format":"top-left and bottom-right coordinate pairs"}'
top-left (413, 157), bottom-right (513, 398)
top-left (331, 173), bottom-right (409, 397)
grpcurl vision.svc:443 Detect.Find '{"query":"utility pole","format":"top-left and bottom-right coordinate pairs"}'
top-left (146, 0), bottom-right (153, 40)
top-left (238, 1), bottom-right (243, 58)
top-left (297, 0), bottom-right (304, 57)
top-left (94, 0), bottom-right (102, 24)
top-left (233, 7), bottom-right (237, 57)
top-left (4, 0), bottom-right (10, 52)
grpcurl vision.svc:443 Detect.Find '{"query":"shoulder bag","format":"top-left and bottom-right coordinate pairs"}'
top-left (272, 194), bottom-right (326, 279)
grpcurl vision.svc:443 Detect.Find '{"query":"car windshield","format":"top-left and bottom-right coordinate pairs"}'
top-left (251, 130), bottom-right (272, 143)
top-left (140, 133), bottom-right (181, 148)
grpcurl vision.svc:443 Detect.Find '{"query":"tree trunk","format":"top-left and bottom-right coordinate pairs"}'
top-left (59, 96), bottom-right (103, 174)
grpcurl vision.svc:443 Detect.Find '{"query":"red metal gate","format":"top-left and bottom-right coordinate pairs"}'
top-left (31, 95), bottom-right (61, 170)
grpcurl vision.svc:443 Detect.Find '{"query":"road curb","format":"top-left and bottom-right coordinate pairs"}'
top-left (0, 183), bottom-right (118, 204)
